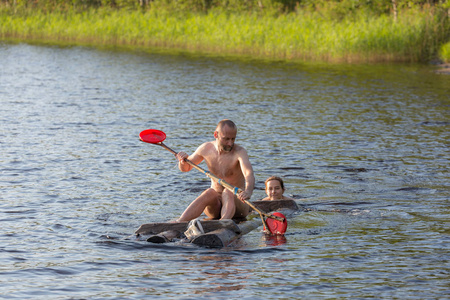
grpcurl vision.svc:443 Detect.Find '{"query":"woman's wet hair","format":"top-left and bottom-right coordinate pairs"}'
top-left (265, 176), bottom-right (285, 190)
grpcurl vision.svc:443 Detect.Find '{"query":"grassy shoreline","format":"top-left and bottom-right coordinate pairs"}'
top-left (1, 5), bottom-right (449, 64)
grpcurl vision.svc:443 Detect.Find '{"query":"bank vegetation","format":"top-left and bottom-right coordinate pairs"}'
top-left (1, 0), bottom-right (449, 63)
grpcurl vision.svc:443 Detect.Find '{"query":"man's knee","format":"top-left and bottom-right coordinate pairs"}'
top-left (199, 188), bottom-right (221, 207)
top-left (222, 189), bottom-right (234, 199)
top-left (202, 188), bottom-right (218, 198)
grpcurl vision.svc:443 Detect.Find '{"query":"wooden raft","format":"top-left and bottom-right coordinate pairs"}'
top-left (135, 199), bottom-right (299, 247)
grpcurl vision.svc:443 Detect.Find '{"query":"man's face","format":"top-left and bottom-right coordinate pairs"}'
top-left (266, 180), bottom-right (284, 200)
top-left (215, 125), bottom-right (237, 152)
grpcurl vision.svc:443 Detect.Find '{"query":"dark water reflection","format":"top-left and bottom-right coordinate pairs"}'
top-left (1, 43), bottom-right (448, 299)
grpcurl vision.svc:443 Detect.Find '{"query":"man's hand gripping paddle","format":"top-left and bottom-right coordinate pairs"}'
top-left (139, 129), bottom-right (288, 235)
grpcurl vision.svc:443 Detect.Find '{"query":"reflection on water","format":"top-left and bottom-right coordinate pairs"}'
top-left (262, 234), bottom-right (287, 247)
top-left (0, 43), bottom-right (448, 299)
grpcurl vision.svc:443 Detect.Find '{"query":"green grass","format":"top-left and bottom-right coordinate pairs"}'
top-left (0, 5), bottom-right (448, 63)
top-left (439, 42), bottom-right (450, 63)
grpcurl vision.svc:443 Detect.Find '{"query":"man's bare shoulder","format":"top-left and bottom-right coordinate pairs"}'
top-left (233, 144), bottom-right (249, 156)
top-left (195, 141), bottom-right (216, 154)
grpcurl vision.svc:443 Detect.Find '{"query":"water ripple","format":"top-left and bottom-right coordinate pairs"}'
top-left (0, 43), bottom-right (448, 299)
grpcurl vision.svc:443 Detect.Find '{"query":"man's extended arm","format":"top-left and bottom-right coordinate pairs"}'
top-left (237, 149), bottom-right (255, 201)
top-left (176, 144), bottom-right (205, 172)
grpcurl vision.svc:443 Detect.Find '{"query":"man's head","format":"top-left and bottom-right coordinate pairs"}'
top-left (214, 119), bottom-right (237, 153)
top-left (265, 176), bottom-right (285, 200)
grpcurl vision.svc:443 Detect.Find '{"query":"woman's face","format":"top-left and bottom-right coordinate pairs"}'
top-left (265, 180), bottom-right (284, 200)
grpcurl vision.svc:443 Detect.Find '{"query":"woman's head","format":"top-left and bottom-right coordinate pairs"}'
top-left (264, 176), bottom-right (285, 200)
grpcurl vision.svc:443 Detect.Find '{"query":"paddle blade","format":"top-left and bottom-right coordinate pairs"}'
top-left (140, 129), bottom-right (166, 144)
top-left (265, 212), bottom-right (288, 235)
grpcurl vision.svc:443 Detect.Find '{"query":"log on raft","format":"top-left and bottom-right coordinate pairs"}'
top-left (251, 199), bottom-right (299, 212)
top-left (135, 219), bottom-right (240, 236)
top-left (145, 230), bottom-right (181, 243)
top-left (190, 217), bottom-right (262, 248)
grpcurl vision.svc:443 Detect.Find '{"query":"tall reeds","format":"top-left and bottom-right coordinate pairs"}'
top-left (0, 4), bottom-right (448, 63)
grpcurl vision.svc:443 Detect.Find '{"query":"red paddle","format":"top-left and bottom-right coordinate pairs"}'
top-left (139, 129), bottom-right (287, 235)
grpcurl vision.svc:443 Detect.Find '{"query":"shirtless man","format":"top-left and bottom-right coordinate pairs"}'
top-left (175, 120), bottom-right (254, 221)
top-left (261, 176), bottom-right (295, 201)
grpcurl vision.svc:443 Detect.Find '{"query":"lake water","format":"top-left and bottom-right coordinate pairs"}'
top-left (1, 43), bottom-right (449, 299)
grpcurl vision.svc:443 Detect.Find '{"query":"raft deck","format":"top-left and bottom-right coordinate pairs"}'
top-left (135, 199), bottom-right (299, 247)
